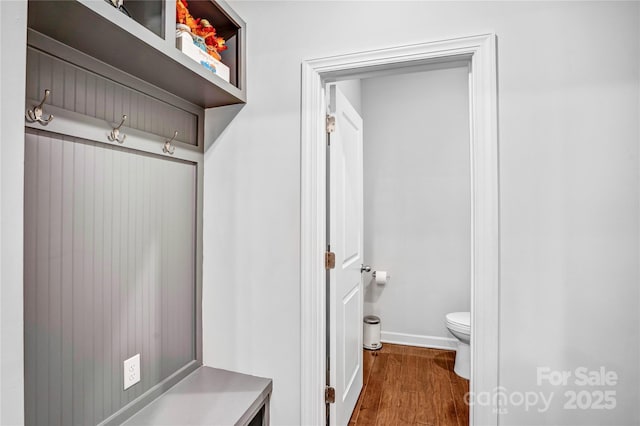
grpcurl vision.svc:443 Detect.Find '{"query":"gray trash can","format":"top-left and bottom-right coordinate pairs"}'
top-left (363, 315), bottom-right (381, 350)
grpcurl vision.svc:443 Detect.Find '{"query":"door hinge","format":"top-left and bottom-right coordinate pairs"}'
top-left (325, 386), bottom-right (336, 404)
top-left (326, 115), bottom-right (335, 133)
top-left (325, 251), bottom-right (336, 270)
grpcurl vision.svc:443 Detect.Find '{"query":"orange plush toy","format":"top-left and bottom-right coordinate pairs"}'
top-left (211, 35), bottom-right (228, 55)
top-left (176, 0), bottom-right (198, 32)
top-left (177, 0), bottom-right (228, 62)
top-left (196, 19), bottom-right (227, 61)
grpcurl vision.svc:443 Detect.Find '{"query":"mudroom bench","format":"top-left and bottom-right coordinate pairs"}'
top-left (121, 367), bottom-right (272, 426)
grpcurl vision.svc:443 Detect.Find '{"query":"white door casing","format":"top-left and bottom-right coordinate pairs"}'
top-left (328, 85), bottom-right (364, 426)
top-left (301, 34), bottom-right (499, 426)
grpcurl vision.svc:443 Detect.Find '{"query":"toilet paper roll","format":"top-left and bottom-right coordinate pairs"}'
top-left (375, 271), bottom-right (388, 285)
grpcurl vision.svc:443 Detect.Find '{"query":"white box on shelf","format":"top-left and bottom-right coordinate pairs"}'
top-left (176, 32), bottom-right (230, 83)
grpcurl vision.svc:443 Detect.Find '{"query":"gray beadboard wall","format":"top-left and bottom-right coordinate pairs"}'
top-left (24, 129), bottom-right (197, 426)
top-left (26, 47), bottom-right (198, 146)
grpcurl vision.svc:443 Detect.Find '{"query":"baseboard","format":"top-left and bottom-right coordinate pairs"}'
top-left (381, 331), bottom-right (458, 351)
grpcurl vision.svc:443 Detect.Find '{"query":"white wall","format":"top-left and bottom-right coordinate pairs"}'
top-left (0, 1), bottom-right (27, 424)
top-left (361, 66), bottom-right (470, 347)
top-left (203, 2), bottom-right (639, 425)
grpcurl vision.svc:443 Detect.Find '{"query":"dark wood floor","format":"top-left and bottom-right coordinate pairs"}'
top-left (349, 343), bottom-right (469, 426)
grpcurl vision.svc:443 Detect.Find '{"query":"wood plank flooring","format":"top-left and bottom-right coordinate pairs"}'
top-left (349, 343), bottom-right (469, 426)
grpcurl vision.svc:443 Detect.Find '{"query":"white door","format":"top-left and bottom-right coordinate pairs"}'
top-left (328, 85), bottom-right (364, 426)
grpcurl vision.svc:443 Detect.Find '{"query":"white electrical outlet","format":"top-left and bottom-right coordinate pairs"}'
top-left (123, 354), bottom-right (140, 390)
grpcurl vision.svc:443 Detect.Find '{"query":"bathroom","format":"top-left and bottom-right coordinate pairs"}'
top-left (332, 60), bottom-right (472, 424)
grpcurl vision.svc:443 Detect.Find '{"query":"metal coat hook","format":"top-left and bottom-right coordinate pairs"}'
top-left (163, 131), bottom-right (177, 155)
top-left (26, 89), bottom-right (54, 125)
top-left (108, 115), bottom-right (127, 143)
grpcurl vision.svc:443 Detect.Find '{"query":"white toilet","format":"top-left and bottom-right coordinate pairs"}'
top-left (445, 312), bottom-right (470, 380)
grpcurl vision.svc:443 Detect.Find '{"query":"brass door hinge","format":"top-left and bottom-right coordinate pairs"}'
top-left (325, 251), bottom-right (336, 270)
top-left (326, 115), bottom-right (335, 133)
top-left (325, 386), bottom-right (335, 404)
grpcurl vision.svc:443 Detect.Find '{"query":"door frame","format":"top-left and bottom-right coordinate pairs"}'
top-left (300, 33), bottom-right (499, 425)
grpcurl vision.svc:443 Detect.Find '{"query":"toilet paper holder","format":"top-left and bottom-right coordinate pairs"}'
top-left (360, 264), bottom-right (390, 279)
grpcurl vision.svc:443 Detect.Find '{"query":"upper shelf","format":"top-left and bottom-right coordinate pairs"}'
top-left (27, 0), bottom-right (246, 109)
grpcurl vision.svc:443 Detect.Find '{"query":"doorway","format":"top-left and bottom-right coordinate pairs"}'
top-left (330, 59), bottom-right (471, 425)
top-left (301, 34), bottom-right (499, 426)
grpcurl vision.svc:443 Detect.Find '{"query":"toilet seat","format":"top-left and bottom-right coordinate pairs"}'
top-left (446, 312), bottom-right (470, 334)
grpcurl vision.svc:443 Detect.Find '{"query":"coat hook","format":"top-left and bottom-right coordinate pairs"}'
top-left (163, 131), bottom-right (177, 155)
top-left (26, 89), bottom-right (54, 125)
top-left (108, 115), bottom-right (127, 143)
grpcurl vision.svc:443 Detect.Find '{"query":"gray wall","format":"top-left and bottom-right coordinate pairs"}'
top-left (361, 65), bottom-right (470, 344)
top-left (202, 2), bottom-right (640, 425)
top-left (21, 48), bottom-right (200, 426)
top-left (24, 129), bottom-right (197, 426)
top-left (26, 48), bottom-right (199, 146)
